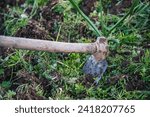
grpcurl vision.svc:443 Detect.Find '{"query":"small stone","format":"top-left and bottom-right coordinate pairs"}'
top-left (21, 13), bottom-right (28, 18)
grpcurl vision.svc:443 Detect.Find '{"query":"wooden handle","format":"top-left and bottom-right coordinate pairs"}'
top-left (0, 36), bottom-right (108, 59)
top-left (0, 36), bottom-right (96, 53)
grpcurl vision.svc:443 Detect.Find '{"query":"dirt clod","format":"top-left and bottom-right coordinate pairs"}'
top-left (14, 70), bottom-right (48, 99)
top-left (109, 0), bottom-right (132, 14)
top-left (126, 75), bottom-right (147, 91)
top-left (15, 20), bottom-right (50, 40)
top-left (80, 0), bottom-right (97, 15)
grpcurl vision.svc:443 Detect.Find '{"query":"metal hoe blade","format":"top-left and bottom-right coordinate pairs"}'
top-left (83, 55), bottom-right (108, 85)
top-left (83, 37), bottom-right (108, 85)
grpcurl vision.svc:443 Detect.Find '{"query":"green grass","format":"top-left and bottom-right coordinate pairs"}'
top-left (0, 0), bottom-right (150, 100)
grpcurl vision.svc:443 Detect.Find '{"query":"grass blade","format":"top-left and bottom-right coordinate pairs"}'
top-left (108, 0), bottom-right (139, 34)
top-left (68, 0), bottom-right (102, 36)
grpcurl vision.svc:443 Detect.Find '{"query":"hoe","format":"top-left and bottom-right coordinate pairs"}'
top-left (0, 36), bottom-right (108, 84)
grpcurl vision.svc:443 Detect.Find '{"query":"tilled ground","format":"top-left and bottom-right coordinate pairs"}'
top-left (0, 0), bottom-right (149, 99)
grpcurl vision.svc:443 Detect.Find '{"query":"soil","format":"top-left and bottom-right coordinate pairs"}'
top-left (81, 75), bottom-right (95, 88)
top-left (107, 74), bottom-right (127, 85)
top-left (40, 1), bottom-right (63, 39)
top-left (15, 0), bottom-right (63, 40)
top-left (80, 0), bottom-right (97, 15)
top-left (125, 75), bottom-right (148, 91)
top-left (14, 70), bottom-right (45, 99)
top-left (0, 13), bottom-right (4, 35)
top-left (0, 0), bottom-right (25, 57)
top-left (109, 0), bottom-right (132, 14)
top-left (15, 20), bottom-right (50, 40)
top-left (142, 39), bottom-right (150, 49)
top-left (0, 0), bottom-right (149, 99)
top-left (13, 70), bottom-right (62, 100)
top-left (0, 47), bottom-right (14, 58)
top-left (0, 0), bottom-right (25, 7)
top-left (80, 0), bottom-right (132, 15)
top-left (41, 1), bottom-right (62, 21)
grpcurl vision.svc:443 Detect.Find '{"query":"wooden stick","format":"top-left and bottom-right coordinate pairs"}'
top-left (0, 36), bottom-right (96, 53)
top-left (0, 36), bottom-right (108, 60)
top-left (0, 36), bottom-right (97, 52)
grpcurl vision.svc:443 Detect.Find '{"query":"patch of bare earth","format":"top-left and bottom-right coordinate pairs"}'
top-left (0, 0), bottom-right (25, 7)
top-left (15, 0), bottom-right (63, 40)
top-left (109, 0), bottom-right (132, 14)
top-left (80, 0), bottom-right (97, 15)
top-left (13, 70), bottom-right (55, 100)
top-left (15, 20), bottom-right (50, 39)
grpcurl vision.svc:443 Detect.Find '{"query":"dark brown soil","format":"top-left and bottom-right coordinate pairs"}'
top-left (107, 74), bottom-right (127, 85)
top-left (132, 50), bottom-right (145, 62)
top-left (0, 47), bottom-right (14, 58)
top-left (80, 0), bottom-right (97, 15)
top-left (107, 48), bottom-right (148, 91)
top-left (0, 13), bottom-right (4, 35)
top-left (41, 1), bottom-right (63, 21)
top-left (142, 39), bottom-right (150, 49)
top-left (40, 1), bottom-right (63, 39)
top-left (109, 0), bottom-right (132, 14)
top-left (16, 86), bottom-right (45, 100)
top-left (125, 75), bottom-right (148, 91)
top-left (0, 0), bottom-right (25, 57)
top-left (77, 75), bottom-right (95, 88)
top-left (79, 0), bottom-right (132, 15)
top-left (15, 0), bottom-right (63, 40)
top-left (0, 0), bottom-right (25, 8)
top-left (15, 20), bottom-right (50, 40)
top-left (13, 70), bottom-right (50, 100)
